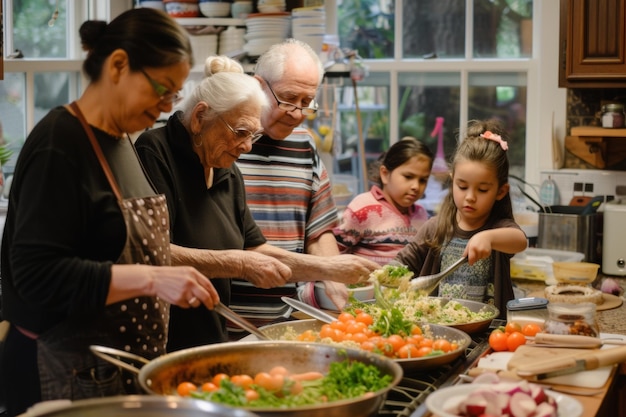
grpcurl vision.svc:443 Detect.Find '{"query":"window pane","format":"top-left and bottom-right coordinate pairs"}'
top-left (338, 0), bottom-right (394, 59)
top-left (398, 72), bottom-right (461, 213)
top-left (0, 73), bottom-right (26, 175)
top-left (12, 0), bottom-right (68, 58)
top-left (402, 1), bottom-right (466, 59)
top-left (467, 72), bottom-right (527, 179)
top-left (335, 72), bottom-right (389, 192)
top-left (0, 72), bottom-right (74, 176)
top-left (474, 0), bottom-right (533, 58)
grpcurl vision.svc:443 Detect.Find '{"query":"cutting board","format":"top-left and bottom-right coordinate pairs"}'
top-left (507, 345), bottom-right (613, 388)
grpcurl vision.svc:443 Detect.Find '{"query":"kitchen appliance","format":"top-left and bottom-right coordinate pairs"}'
top-left (602, 197), bottom-right (626, 275)
top-left (537, 204), bottom-right (603, 263)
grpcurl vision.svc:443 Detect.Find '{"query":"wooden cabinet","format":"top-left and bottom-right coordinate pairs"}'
top-left (559, 0), bottom-right (626, 88)
top-left (565, 126), bottom-right (626, 168)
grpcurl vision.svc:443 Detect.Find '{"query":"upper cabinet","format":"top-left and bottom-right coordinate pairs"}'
top-left (559, 0), bottom-right (626, 88)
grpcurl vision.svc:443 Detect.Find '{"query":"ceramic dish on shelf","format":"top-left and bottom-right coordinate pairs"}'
top-left (425, 383), bottom-right (583, 417)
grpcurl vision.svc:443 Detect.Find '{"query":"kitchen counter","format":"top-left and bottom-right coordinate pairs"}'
top-left (514, 276), bottom-right (626, 334)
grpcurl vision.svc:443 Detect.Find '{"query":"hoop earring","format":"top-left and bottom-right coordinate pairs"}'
top-left (193, 132), bottom-right (203, 148)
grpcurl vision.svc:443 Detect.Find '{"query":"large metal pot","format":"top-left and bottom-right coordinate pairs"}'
top-left (20, 396), bottom-right (258, 417)
top-left (91, 341), bottom-right (403, 417)
top-left (243, 319), bottom-right (472, 373)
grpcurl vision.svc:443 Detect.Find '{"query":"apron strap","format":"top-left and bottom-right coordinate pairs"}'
top-left (69, 101), bottom-right (124, 202)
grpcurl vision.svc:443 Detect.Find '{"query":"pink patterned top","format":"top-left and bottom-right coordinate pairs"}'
top-left (333, 186), bottom-right (429, 265)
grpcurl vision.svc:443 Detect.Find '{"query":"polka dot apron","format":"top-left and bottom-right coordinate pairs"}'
top-left (36, 103), bottom-right (171, 401)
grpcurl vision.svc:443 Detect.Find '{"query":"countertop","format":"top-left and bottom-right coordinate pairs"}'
top-left (514, 275), bottom-right (626, 334)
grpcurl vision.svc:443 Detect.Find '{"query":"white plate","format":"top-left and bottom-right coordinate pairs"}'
top-left (425, 383), bottom-right (582, 417)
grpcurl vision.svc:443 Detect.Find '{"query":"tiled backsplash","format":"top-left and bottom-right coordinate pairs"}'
top-left (540, 169), bottom-right (626, 204)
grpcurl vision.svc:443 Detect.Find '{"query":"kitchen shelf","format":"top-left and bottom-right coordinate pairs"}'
top-left (174, 17), bottom-right (245, 27)
top-left (565, 126), bottom-right (626, 169)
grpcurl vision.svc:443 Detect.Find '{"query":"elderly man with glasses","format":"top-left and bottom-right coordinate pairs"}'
top-left (233, 39), bottom-right (371, 330)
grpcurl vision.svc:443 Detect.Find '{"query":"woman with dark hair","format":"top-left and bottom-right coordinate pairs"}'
top-left (0, 9), bottom-right (219, 415)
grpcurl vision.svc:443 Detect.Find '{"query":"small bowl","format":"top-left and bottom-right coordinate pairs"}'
top-left (231, 1), bottom-right (253, 18)
top-left (314, 282), bottom-right (375, 311)
top-left (552, 261), bottom-right (600, 284)
top-left (164, 1), bottom-right (200, 17)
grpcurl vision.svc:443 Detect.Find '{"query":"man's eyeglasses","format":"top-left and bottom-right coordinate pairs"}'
top-left (264, 80), bottom-right (318, 116)
top-left (218, 115), bottom-right (264, 144)
top-left (140, 68), bottom-right (183, 105)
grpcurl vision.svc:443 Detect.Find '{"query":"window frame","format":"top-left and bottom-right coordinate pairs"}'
top-left (4, 1), bottom-right (566, 189)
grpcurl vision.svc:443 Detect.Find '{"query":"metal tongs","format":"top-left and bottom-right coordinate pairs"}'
top-left (407, 257), bottom-right (468, 293)
top-left (214, 303), bottom-right (271, 340)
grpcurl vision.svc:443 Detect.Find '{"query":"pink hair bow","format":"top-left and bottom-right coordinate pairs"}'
top-left (480, 131), bottom-right (508, 151)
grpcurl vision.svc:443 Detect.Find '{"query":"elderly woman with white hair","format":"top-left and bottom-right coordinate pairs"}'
top-left (136, 55), bottom-right (377, 352)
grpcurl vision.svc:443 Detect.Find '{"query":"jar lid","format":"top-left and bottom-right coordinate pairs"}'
top-left (547, 302), bottom-right (597, 316)
top-left (602, 103), bottom-right (624, 112)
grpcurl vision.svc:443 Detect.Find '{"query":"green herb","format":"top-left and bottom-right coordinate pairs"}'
top-left (370, 307), bottom-right (414, 337)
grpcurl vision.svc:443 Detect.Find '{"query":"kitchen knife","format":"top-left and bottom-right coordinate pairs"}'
top-left (516, 345), bottom-right (626, 380)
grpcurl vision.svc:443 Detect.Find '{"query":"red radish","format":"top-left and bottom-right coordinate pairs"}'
top-left (528, 383), bottom-right (548, 405)
top-left (459, 393), bottom-right (487, 416)
top-left (533, 401), bottom-right (558, 417)
top-left (509, 391), bottom-right (537, 417)
top-left (472, 372), bottom-right (501, 385)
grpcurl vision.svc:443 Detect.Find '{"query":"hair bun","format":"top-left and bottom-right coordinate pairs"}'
top-left (203, 55), bottom-right (244, 77)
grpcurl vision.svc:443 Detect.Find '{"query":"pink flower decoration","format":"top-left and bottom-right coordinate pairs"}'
top-left (480, 131), bottom-right (508, 151)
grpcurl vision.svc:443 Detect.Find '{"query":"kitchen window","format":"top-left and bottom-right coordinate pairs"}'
top-left (1, 1), bottom-right (564, 192)
top-left (331, 0), bottom-right (542, 199)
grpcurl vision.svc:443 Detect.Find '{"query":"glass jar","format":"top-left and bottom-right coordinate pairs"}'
top-left (601, 103), bottom-right (625, 128)
top-left (544, 302), bottom-right (599, 337)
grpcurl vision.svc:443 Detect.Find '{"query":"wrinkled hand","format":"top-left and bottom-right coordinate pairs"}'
top-left (322, 255), bottom-right (380, 284)
top-left (321, 281), bottom-right (349, 310)
top-left (464, 233), bottom-right (493, 265)
top-left (240, 252), bottom-right (292, 289)
top-left (152, 266), bottom-right (220, 309)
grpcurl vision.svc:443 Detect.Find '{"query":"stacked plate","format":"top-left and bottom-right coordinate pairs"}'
top-left (244, 12), bottom-right (291, 57)
top-left (189, 34), bottom-right (219, 66)
top-left (291, 6), bottom-right (325, 53)
top-left (219, 26), bottom-right (246, 55)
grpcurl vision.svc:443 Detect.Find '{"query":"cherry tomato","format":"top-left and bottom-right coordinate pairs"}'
top-left (416, 346), bottom-right (433, 357)
top-left (338, 312), bottom-right (356, 322)
top-left (345, 321), bottom-right (367, 335)
top-left (348, 332), bottom-right (369, 344)
top-left (386, 334), bottom-right (406, 353)
top-left (505, 321), bottom-right (522, 334)
top-left (329, 320), bottom-right (348, 332)
top-left (411, 326), bottom-right (423, 336)
top-left (176, 381), bottom-right (197, 397)
top-left (231, 374), bottom-right (254, 389)
top-left (397, 343), bottom-right (419, 359)
top-left (254, 372), bottom-right (283, 391)
top-left (360, 340), bottom-right (376, 351)
top-left (488, 329), bottom-right (509, 352)
top-left (245, 389), bottom-right (260, 402)
top-left (507, 331), bottom-right (527, 352)
top-left (212, 373), bottom-right (229, 387)
top-left (355, 312), bottom-right (374, 326)
top-left (522, 323), bottom-right (543, 337)
top-left (297, 329), bottom-right (316, 342)
top-left (201, 382), bottom-right (219, 392)
top-left (432, 339), bottom-right (452, 353)
top-left (269, 366), bottom-right (289, 376)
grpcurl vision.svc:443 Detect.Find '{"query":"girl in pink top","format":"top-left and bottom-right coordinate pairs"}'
top-left (334, 137), bottom-right (434, 265)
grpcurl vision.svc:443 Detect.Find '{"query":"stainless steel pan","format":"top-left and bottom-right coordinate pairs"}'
top-left (242, 319), bottom-right (472, 373)
top-left (91, 341), bottom-right (403, 417)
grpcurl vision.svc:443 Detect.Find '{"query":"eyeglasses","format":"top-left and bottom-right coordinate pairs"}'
top-left (218, 115), bottom-right (264, 144)
top-left (140, 68), bottom-right (183, 105)
top-left (264, 80), bottom-right (318, 116)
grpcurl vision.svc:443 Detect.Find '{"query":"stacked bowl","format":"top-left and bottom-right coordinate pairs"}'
top-left (256, 0), bottom-right (286, 13)
top-left (163, 0), bottom-right (200, 17)
top-left (219, 26), bottom-right (246, 55)
top-left (189, 34), bottom-right (219, 65)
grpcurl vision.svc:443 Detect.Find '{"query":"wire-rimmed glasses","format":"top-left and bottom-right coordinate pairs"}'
top-left (218, 115), bottom-right (264, 144)
top-left (264, 79), bottom-right (318, 116)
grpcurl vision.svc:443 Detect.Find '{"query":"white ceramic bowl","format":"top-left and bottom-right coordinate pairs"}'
top-left (314, 282), bottom-right (375, 311)
top-left (199, 2), bottom-right (231, 17)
